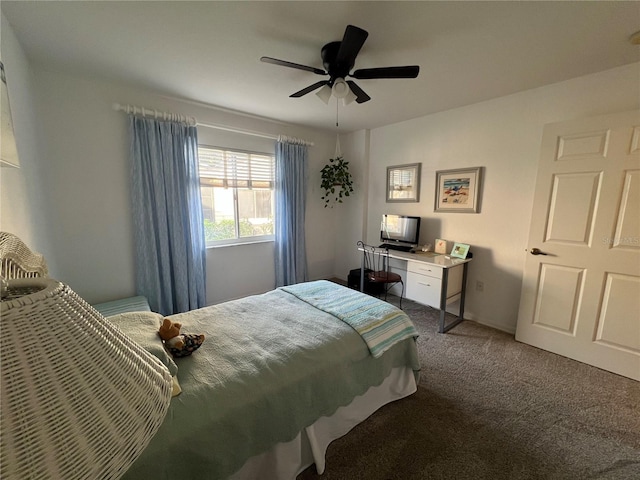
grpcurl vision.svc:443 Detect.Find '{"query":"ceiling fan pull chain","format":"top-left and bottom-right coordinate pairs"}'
top-left (335, 133), bottom-right (341, 158)
top-left (336, 98), bottom-right (339, 128)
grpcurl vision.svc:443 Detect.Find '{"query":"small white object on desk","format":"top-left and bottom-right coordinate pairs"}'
top-left (435, 239), bottom-right (450, 254)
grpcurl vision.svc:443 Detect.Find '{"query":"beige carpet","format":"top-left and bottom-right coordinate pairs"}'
top-left (298, 296), bottom-right (640, 480)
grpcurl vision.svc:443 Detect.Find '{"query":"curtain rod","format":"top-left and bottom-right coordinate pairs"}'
top-left (113, 103), bottom-right (313, 146)
top-left (198, 120), bottom-right (278, 140)
top-left (277, 135), bottom-right (314, 147)
top-left (197, 123), bottom-right (314, 146)
top-left (112, 103), bottom-right (197, 126)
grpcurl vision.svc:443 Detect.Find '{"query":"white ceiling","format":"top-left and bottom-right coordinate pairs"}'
top-left (2, 1), bottom-right (639, 133)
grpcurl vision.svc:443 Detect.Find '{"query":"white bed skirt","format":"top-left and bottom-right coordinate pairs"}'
top-left (229, 366), bottom-right (417, 480)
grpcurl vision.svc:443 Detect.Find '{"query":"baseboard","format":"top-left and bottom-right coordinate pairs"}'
top-left (469, 316), bottom-right (516, 335)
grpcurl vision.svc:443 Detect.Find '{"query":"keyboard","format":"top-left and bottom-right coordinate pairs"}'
top-left (379, 244), bottom-right (413, 252)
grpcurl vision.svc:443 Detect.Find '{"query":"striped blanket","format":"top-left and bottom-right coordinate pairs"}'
top-left (280, 280), bottom-right (418, 358)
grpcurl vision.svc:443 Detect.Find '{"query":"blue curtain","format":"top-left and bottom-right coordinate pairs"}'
top-left (129, 116), bottom-right (206, 315)
top-left (274, 141), bottom-right (308, 287)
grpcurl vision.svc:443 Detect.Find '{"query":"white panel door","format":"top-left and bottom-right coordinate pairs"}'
top-left (516, 110), bottom-right (640, 381)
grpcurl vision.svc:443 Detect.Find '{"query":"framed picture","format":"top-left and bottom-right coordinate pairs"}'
top-left (450, 242), bottom-right (470, 259)
top-left (387, 163), bottom-right (421, 203)
top-left (434, 238), bottom-right (450, 254)
top-left (0, 60), bottom-right (19, 167)
top-left (435, 166), bottom-right (483, 213)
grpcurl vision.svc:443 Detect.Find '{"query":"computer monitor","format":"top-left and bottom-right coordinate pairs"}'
top-left (380, 214), bottom-right (421, 245)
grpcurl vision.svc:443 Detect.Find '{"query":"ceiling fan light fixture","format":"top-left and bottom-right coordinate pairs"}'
top-left (332, 78), bottom-right (349, 99)
top-left (316, 85), bottom-right (332, 104)
top-left (342, 87), bottom-right (358, 106)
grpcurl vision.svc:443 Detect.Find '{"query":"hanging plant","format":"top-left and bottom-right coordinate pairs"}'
top-left (320, 156), bottom-right (354, 207)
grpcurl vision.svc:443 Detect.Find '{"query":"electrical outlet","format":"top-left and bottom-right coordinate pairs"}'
top-left (476, 281), bottom-right (484, 292)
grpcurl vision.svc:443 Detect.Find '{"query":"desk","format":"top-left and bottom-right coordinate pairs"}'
top-left (359, 248), bottom-right (472, 333)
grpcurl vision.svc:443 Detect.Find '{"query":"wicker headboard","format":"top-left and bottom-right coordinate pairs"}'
top-left (0, 232), bottom-right (48, 280)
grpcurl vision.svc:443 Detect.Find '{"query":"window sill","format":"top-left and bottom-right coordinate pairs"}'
top-left (206, 238), bottom-right (274, 249)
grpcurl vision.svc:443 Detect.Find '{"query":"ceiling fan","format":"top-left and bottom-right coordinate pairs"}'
top-left (260, 25), bottom-right (419, 104)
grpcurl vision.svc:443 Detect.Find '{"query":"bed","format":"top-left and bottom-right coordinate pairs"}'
top-left (0, 233), bottom-right (420, 479)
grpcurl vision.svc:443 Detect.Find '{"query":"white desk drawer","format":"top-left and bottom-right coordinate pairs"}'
top-left (407, 261), bottom-right (443, 279)
top-left (406, 271), bottom-right (442, 307)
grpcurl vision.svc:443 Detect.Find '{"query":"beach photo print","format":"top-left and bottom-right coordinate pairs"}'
top-left (435, 167), bottom-right (483, 213)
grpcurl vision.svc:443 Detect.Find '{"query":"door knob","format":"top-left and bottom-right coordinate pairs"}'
top-left (530, 248), bottom-right (548, 256)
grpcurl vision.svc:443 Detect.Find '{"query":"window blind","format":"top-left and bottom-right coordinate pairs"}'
top-left (199, 146), bottom-right (273, 189)
top-left (389, 169), bottom-right (412, 187)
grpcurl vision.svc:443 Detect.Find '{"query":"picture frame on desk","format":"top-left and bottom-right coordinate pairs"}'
top-left (435, 166), bottom-right (483, 213)
top-left (386, 163), bottom-right (421, 203)
top-left (450, 242), bottom-right (470, 259)
top-left (434, 239), bottom-right (449, 254)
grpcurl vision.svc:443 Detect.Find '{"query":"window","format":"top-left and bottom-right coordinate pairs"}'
top-left (198, 145), bottom-right (275, 246)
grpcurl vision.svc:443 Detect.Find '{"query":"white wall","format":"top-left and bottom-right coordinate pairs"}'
top-left (0, 14), bottom-right (55, 266)
top-left (355, 63), bottom-right (640, 333)
top-left (28, 66), bottom-right (336, 304)
top-left (332, 129), bottom-right (370, 278)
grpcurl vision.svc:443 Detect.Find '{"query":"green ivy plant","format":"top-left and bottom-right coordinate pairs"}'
top-left (320, 156), bottom-right (354, 208)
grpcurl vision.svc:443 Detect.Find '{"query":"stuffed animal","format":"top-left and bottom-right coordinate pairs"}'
top-left (158, 318), bottom-right (205, 358)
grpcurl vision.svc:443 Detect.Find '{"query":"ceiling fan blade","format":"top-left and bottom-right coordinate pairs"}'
top-left (336, 25), bottom-right (368, 68)
top-left (351, 66), bottom-right (420, 79)
top-left (260, 56), bottom-right (326, 75)
top-left (290, 80), bottom-right (330, 98)
top-left (346, 81), bottom-right (371, 104)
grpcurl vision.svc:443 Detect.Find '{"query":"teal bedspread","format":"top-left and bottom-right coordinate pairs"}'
top-left (123, 281), bottom-right (420, 480)
top-left (281, 280), bottom-right (418, 358)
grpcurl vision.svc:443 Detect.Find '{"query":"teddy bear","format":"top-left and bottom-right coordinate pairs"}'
top-left (158, 318), bottom-right (205, 358)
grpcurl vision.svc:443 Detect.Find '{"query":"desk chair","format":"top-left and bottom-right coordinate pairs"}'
top-left (357, 241), bottom-right (404, 309)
